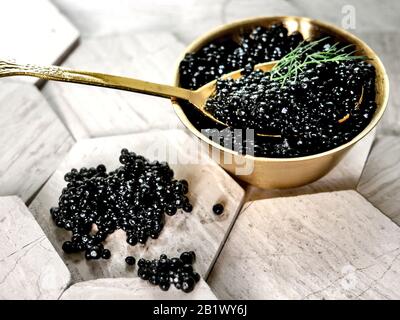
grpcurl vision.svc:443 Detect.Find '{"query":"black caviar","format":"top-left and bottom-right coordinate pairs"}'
top-left (137, 252), bottom-right (199, 293)
top-left (179, 24), bottom-right (377, 158)
top-left (50, 149), bottom-right (192, 260)
top-left (180, 24), bottom-right (303, 90)
top-left (125, 256), bottom-right (136, 266)
top-left (212, 203), bottom-right (224, 215)
top-left (102, 249), bottom-right (111, 259)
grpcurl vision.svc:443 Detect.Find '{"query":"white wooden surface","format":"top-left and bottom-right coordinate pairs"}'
top-left (60, 278), bottom-right (217, 300)
top-left (29, 130), bottom-right (245, 282)
top-left (358, 135), bottom-right (400, 225)
top-left (0, 81), bottom-right (74, 202)
top-left (53, 0), bottom-right (400, 39)
top-left (208, 191), bottom-right (400, 300)
top-left (42, 32), bottom-right (185, 139)
top-left (0, 0), bottom-right (79, 85)
top-left (0, 196), bottom-right (71, 300)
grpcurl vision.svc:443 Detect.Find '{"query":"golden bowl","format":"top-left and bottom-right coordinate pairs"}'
top-left (172, 16), bottom-right (389, 189)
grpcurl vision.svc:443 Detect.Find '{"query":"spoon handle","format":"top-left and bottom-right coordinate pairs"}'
top-left (0, 60), bottom-right (192, 101)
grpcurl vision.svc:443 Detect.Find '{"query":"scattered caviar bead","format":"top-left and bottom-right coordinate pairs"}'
top-left (180, 180), bottom-right (189, 194)
top-left (182, 277), bottom-right (195, 293)
top-left (138, 269), bottom-right (150, 280)
top-left (125, 256), bottom-right (136, 266)
top-left (160, 254), bottom-right (167, 260)
top-left (101, 249), bottom-right (111, 259)
top-left (150, 275), bottom-right (160, 285)
top-left (192, 272), bottom-right (201, 283)
top-left (62, 241), bottom-right (75, 254)
top-left (86, 246), bottom-right (102, 260)
top-left (137, 252), bottom-right (199, 293)
top-left (50, 207), bottom-right (59, 219)
top-left (159, 281), bottom-right (170, 291)
top-left (183, 264), bottom-right (193, 273)
top-left (189, 251), bottom-right (196, 262)
top-left (183, 203), bottom-right (193, 213)
top-left (212, 203), bottom-right (224, 215)
top-left (127, 236), bottom-right (138, 246)
top-left (166, 206), bottom-right (177, 216)
top-left (138, 258), bottom-right (147, 268)
top-left (174, 282), bottom-right (182, 290)
top-left (50, 149), bottom-right (192, 261)
top-left (180, 251), bottom-right (194, 265)
top-left (180, 179), bottom-right (188, 187)
top-left (64, 172), bottom-right (72, 182)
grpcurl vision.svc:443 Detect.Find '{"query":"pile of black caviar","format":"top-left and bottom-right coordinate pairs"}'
top-left (179, 24), bottom-right (377, 157)
top-left (138, 252), bottom-right (200, 293)
top-left (180, 24), bottom-right (303, 90)
top-left (50, 149), bottom-right (192, 260)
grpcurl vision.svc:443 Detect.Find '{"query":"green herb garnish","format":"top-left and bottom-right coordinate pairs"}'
top-left (270, 37), bottom-right (368, 86)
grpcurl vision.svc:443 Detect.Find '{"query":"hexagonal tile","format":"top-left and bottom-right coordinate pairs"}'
top-left (358, 135), bottom-right (400, 225)
top-left (0, 81), bottom-right (74, 202)
top-left (208, 191), bottom-right (400, 299)
top-left (222, 1), bottom-right (400, 34)
top-left (0, 0), bottom-right (79, 85)
top-left (0, 196), bottom-right (71, 299)
top-left (42, 32), bottom-right (185, 139)
top-left (60, 278), bottom-right (216, 300)
top-left (52, 0), bottom-right (225, 41)
top-left (52, 0), bottom-right (400, 40)
top-left (287, 1), bottom-right (400, 34)
top-left (246, 130), bottom-right (375, 201)
top-left (29, 129), bottom-right (245, 282)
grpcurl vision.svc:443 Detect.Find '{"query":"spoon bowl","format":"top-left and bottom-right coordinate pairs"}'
top-left (191, 60), bottom-right (280, 137)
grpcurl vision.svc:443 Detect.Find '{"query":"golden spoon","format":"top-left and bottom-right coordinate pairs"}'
top-left (0, 59), bottom-right (280, 138)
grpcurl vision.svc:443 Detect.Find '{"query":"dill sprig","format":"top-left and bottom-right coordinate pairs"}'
top-left (270, 37), bottom-right (368, 86)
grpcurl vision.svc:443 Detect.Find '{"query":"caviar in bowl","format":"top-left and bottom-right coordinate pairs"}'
top-left (172, 16), bottom-right (389, 189)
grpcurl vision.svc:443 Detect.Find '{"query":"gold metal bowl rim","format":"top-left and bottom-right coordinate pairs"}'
top-left (171, 16), bottom-right (389, 163)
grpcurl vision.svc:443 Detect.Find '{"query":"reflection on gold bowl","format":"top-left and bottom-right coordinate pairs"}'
top-left (172, 16), bottom-right (389, 189)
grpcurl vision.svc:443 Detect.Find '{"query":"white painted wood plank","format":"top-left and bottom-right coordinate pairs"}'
top-left (52, 0), bottom-right (224, 41)
top-left (29, 129), bottom-right (245, 282)
top-left (0, 196), bottom-right (71, 300)
top-left (60, 278), bottom-right (216, 300)
top-left (52, 0), bottom-right (400, 40)
top-left (0, 80), bottom-right (74, 202)
top-left (0, 0), bottom-right (79, 85)
top-left (288, 0), bottom-right (400, 34)
top-left (358, 135), bottom-right (400, 225)
top-left (42, 32), bottom-right (185, 139)
top-left (208, 191), bottom-right (400, 299)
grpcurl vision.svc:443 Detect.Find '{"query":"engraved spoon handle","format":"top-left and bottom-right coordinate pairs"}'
top-left (0, 60), bottom-right (192, 100)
